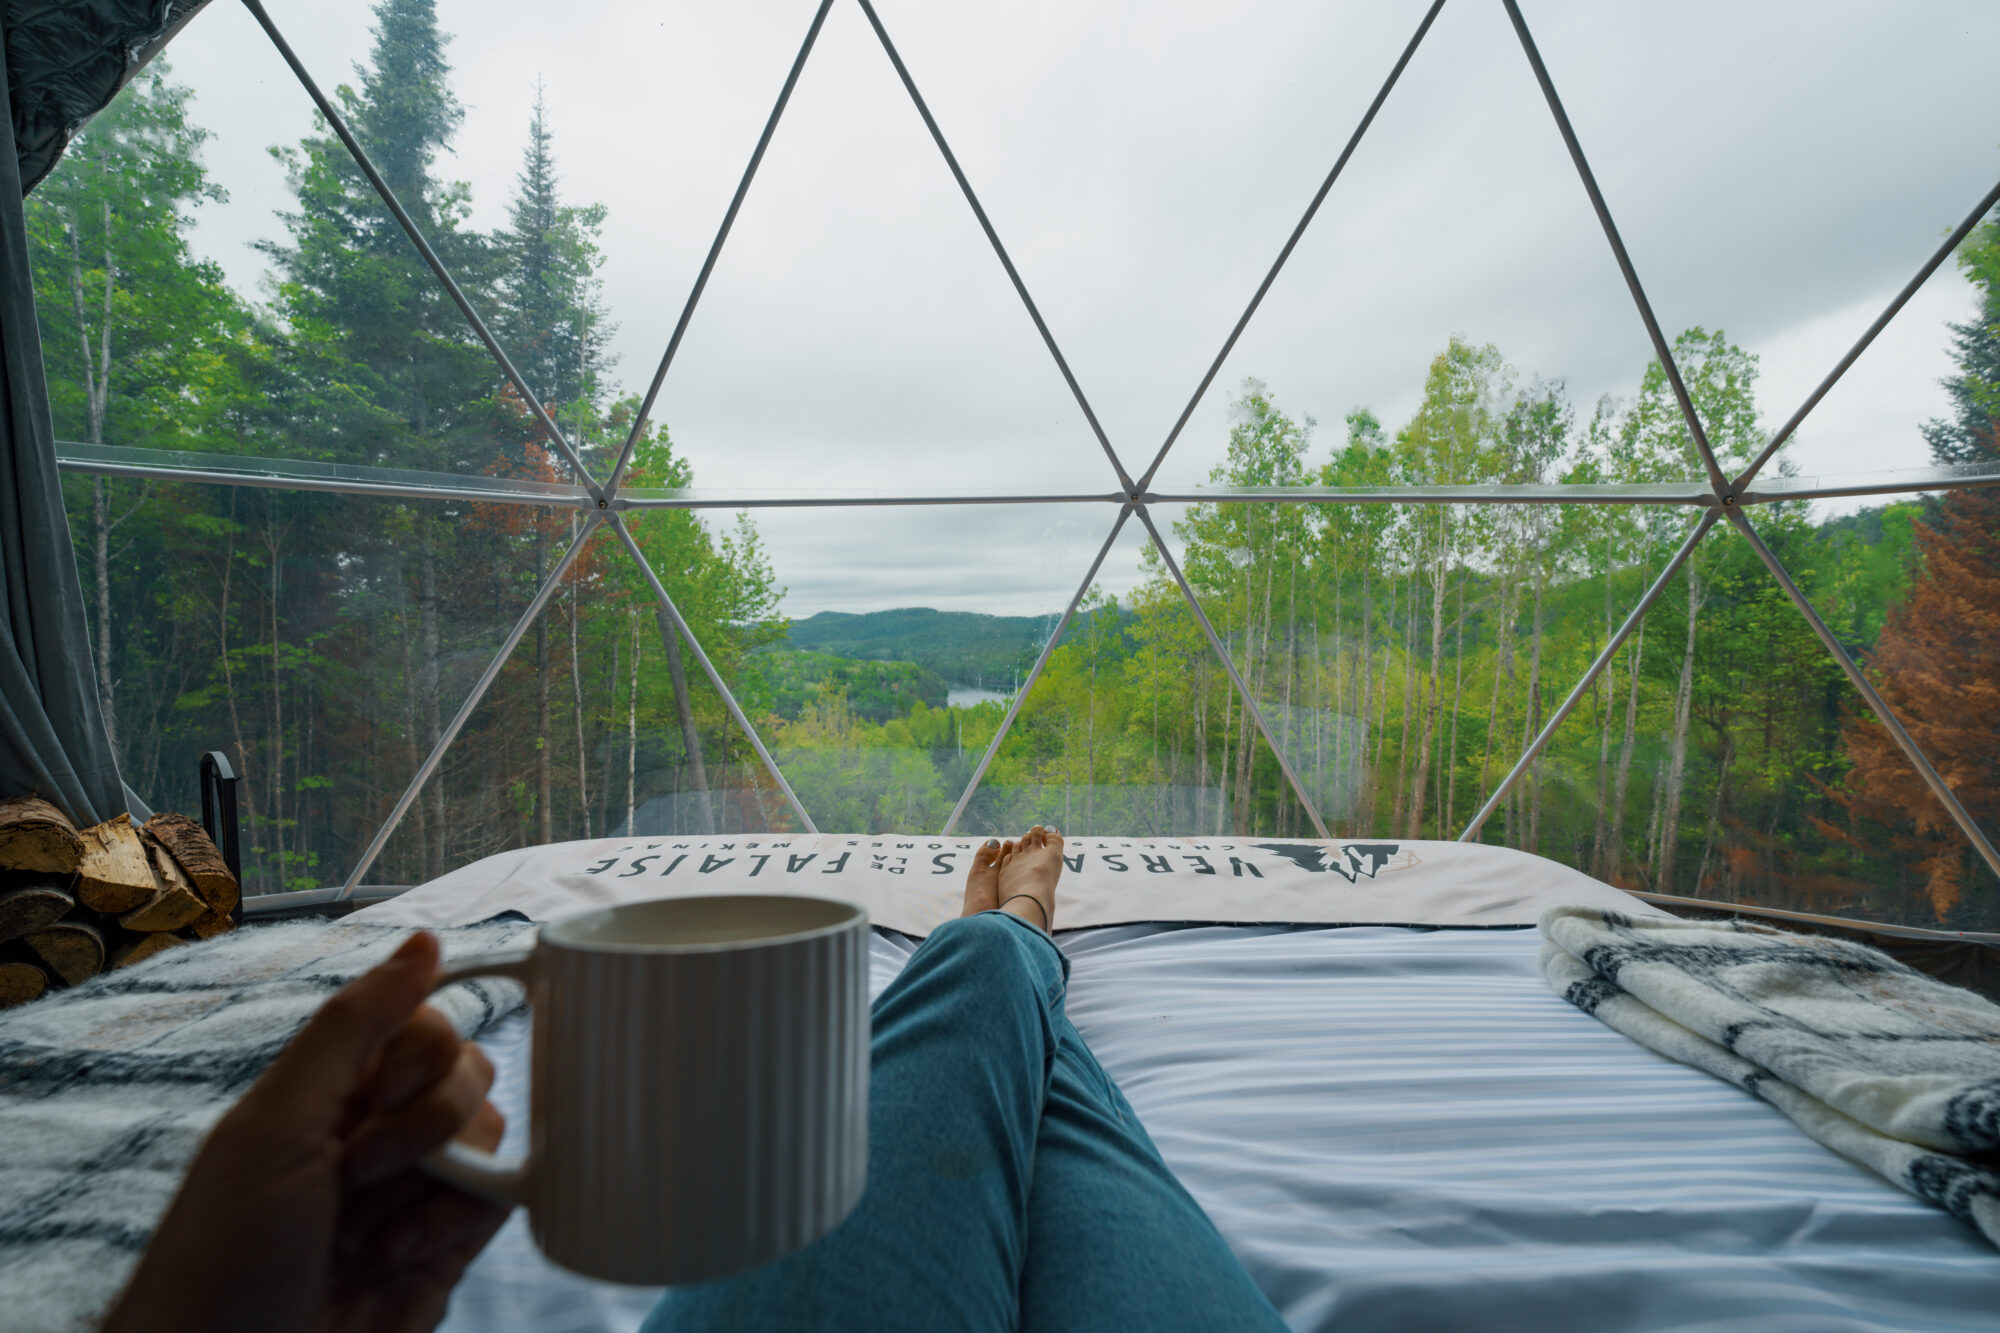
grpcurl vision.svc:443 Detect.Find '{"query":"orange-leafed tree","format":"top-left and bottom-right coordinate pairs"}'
top-left (1836, 484), bottom-right (2000, 919)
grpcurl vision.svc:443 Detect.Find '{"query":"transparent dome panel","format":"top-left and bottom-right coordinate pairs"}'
top-left (692, 501), bottom-right (1122, 834)
top-left (859, 0), bottom-right (1441, 463)
top-left (1145, 490), bottom-right (1701, 844)
top-left (1484, 508), bottom-right (2000, 932)
top-left (57, 469), bottom-right (584, 894)
top-left (1141, 0), bottom-right (1662, 493)
top-left (73, 0), bottom-right (819, 484)
top-left (1525, 0), bottom-right (2000, 485)
top-left (1742, 224), bottom-right (1994, 488)
top-left (401, 580), bottom-right (805, 867)
top-left (956, 511), bottom-right (1306, 840)
top-left (648, 0), bottom-right (1135, 499)
top-left (1741, 498), bottom-right (2000, 932)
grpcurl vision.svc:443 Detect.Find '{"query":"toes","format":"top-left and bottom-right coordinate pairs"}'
top-left (1044, 826), bottom-right (1063, 853)
top-left (973, 838), bottom-right (1001, 869)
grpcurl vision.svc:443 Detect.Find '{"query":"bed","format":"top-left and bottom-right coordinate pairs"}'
top-left (379, 837), bottom-right (2000, 1333)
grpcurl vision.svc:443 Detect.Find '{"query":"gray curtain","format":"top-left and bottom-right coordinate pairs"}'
top-left (8, 0), bottom-right (212, 191)
top-left (0, 13), bottom-right (126, 825)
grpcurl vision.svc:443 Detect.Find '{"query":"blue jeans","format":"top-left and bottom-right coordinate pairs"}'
top-left (642, 911), bottom-right (1287, 1332)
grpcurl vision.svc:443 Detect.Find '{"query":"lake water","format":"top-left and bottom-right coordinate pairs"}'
top-left (947, 687), bottom-right (1012, 708)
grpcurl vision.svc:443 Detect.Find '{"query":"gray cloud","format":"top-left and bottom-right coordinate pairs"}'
top-left (168, 0), bottom-right (2000, 615)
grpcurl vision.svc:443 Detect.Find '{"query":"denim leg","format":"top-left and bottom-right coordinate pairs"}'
top-left (1017, 1013), bottom-right (1289, 1333)
top-left (644, 911), bottom-right (1066, 1333)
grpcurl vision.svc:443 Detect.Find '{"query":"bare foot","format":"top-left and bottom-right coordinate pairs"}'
top-left (962, 838), bottom-right (1005, 917)
top-left (996, 825), bottom-right (1063, 933)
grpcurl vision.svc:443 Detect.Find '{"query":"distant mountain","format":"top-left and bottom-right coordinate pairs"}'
top-left (777, 608), bottom-right (1057, 687)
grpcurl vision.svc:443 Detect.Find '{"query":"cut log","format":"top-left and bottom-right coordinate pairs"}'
top-left (0, 881), bottom-right (77, 945)
top-left (187, 909), bottom-right (236, 941)
top-left (110, 931), bottom-right (185, 969)
top-left (143, 813), bottom-right (238, 915)
top-left (119, 882), bottom-right (206, 934)
top-left (0, 960), bottom-right (47, 1008)
top-left (25, 920), bottom-right (105, 986)
top-left (77, 815), bottom-right (159, 915)
top-left (147, 838), bottom-right (196, 900)
top-left (0, 796), bottom-right (83, 875)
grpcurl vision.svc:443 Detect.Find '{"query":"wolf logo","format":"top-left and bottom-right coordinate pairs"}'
top-left (1253, 842), bottom-right (1400, 884)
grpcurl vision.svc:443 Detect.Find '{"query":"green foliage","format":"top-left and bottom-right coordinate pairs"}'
top-left (759, 651), bottom-right (948, 722)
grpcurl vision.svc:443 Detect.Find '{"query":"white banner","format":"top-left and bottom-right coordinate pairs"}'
top-left (356, 835), bottom-right (1661, 936)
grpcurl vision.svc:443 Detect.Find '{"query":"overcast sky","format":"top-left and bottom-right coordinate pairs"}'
top-left (161, 0), bottom-right (2000, 617)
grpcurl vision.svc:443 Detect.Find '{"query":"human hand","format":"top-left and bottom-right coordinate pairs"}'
top-left (102, 932), bottom-right (511, 1333)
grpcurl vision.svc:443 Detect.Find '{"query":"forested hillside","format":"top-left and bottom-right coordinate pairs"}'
top-left (779, 609), bottom-right (1052, 688)
top-left (27, 0), bottom-right (2000, 929)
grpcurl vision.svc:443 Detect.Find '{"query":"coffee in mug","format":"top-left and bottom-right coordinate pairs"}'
top-left (422, 894), bottom-right (870, 1285)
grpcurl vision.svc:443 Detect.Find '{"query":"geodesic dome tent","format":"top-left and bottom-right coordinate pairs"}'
top-left (3, 0), bottom-right (1999, 940)
top-left (10, 5), bottom-right (2000, 1330)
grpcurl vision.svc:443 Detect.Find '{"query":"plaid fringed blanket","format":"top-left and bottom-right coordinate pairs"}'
top-left (0, 916), bottom-right (533, 1333)
top-left (1541, 904), bottom-right (2000, 1249)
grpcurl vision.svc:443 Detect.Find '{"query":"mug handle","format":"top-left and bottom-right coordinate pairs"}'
top-left (419, 947), bottom-right (538, 1207)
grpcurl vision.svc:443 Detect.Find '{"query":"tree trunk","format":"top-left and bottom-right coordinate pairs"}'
top-left (263, 516), bottom-right (287, 883)
top-left (1522, 555), bottom-right (1548, 855)
top-left (1606, 619), bottom-right (1646, 883)
top-left (1409, 529), bottom-right (1449, 839)
top-left (416, 514), bottom-right (446, 876)
top-left (626, 613), bottom-right (641, 834)
top-left (1591, 529), bottom-right (1617, 874)
top-left (1655, 569), bottom-right (1705, 892)
top-left (1357, 562), bottom-right (1374, 829)
top-left (534, 527), bottom-right (552, 845)
top-left (1693, 734), bottom-right (1733, 897)
top-left (569, 576), bottom-right (591, 839)
top-left (70, 207), bottom-right (120, 754)
top-left (1215, 672), bottom-right (1234, 837)
top-left (1390, 572), bottom-right (1416, 834)
top-left (656, 611), bottom-right (715, 835)
top-left (216, 494), bottom-right (257, 893)
top-left (1446, 570), bottom-right (1466, 833)
top-left (1477, 567), bottom-right (1513, 816)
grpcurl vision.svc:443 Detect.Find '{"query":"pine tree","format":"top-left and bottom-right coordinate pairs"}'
top-left (262, 0), bottom-right (503, 880)
top-left (1922, 208), bottom-right (2000, 466)
top-left (264, 0), bottom-right (492, 469)
top-left (498, 86), bottom-right (613, 428)
top-left (493, 87), bottom-right (614, 843)
top-left (1836, 485), bottom-right (2000, 920)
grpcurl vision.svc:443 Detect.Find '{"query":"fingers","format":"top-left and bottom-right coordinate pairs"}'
top-left (368, 1005), bottom-right (462, 1112)
top-left (250, 933), bottom-right (442, 1135)
top-left (344, 1041), bottom-right (497, 1189)
top-left (369, 1171), bottom-right (512, 1271)
top-left (337, 1099), bottom-right (508, 1266)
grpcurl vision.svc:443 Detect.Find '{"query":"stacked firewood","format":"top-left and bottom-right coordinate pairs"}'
top-left (0, 796), bottom-right (239, 1008)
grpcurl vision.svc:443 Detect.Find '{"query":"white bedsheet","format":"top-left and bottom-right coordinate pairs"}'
top-left (443, 925), bottom-right (2000, 1333)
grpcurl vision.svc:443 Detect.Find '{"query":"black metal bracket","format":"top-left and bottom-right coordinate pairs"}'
top-left (199, 751), bottom-right (242, 923)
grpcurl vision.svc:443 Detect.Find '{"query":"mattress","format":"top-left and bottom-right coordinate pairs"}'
top-left (441, 924), bottom-right (1999, 1332)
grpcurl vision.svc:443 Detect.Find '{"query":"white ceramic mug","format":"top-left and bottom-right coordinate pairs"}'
top-left (423, 894), bottom-right (870, 1285)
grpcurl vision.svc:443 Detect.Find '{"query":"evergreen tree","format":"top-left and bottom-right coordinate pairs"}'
top-left (261, 0), bottom-right (505, 880)
top-left (498, 86), bottom-right (614, 432)
top-left (1923, 209), bottom-right (2000, 465)
top-left (1836, 486), bottom-right (2000, 920)
top-left (263, 0), bottom-right (493, 471)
